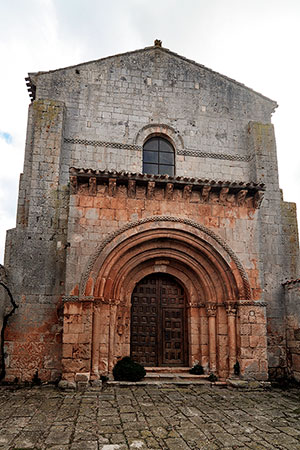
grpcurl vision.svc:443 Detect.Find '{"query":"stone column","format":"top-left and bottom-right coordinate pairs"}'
top-left (91, 301), bottom-right (101, 380)
top-left (206, 303), bottom-right (217, 373)
top-left (108, 303), bottom-right (118, 372)
top-left (226, 302), bottom-right (237, 377)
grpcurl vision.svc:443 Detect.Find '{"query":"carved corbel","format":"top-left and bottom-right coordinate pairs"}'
top-left (70, 175), bottom-right (78, 194)
top-left (165, 183), bottom-right (174, 200)
top-left (183, 185), bottom-right (192, 200)
top-left (219, 187), bottom-right (229, 203)
top-left (147, 181), bottom-right (155, 199)
top-left (89, 177), bottom-right (97, 195)
top-left (253, 191), bottom-right (264, 208)
top-left (202, 186), bottom-right (211, 202)
top-left (236, 189), bottom-right (247, 206)
top-left (108, 178), bottom-right (117, 197)
top-left (128, 180), bottom-right (136, 198)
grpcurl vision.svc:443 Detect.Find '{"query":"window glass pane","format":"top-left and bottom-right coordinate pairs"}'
top-left (144, 138), bottom-right (159, 151)
top-left (159, 139), bottom-right (173, 152)
top-left (159, 164), bottom-right (174, 176)
top-left (143, 151), bottom-right (158, 163)
top-left (143, 163), bottom-right (159, 174)
top-left (159, 152), bottom-right (174, 164)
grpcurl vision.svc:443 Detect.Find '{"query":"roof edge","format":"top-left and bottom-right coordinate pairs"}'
top-left (26, 43), bottom-right (278, 106)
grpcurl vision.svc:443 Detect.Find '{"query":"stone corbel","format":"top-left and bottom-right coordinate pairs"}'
top-left (165, 183), bottom-right (174, 200)
top-left (219, 187), bottom-right (229, 203)
top-left (147, 181), bottom-right (155, 199)
top-left (202, 186), bottom-right (211, 203)
top-left (70, 175), bottom-right (78, 194)
top-left (89, 177), bottom-right (97, 195)
top-left (253, 191), bottom-right (264, 208)
top-left (108, 178), bottom-right (117, 197)
top-left (128, 180), bottom-right (136, 198)
top-left (183, 185), bottom-right (192, 200)
top-left (236, 189), bottom-right (248, 206)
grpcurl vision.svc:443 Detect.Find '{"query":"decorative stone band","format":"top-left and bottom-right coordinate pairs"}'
top-left (64, 137), bottom-right (252, 162)
top-left (282, 278), bottom-right (300, 286)
top-left (237, 300), bottom-right (267, 307)
top-left (69, 168), bottom-right (265, 208)
top-left (177, 149), bottom-right (252, 162)
top-left (62, 295), bottom-right (120, 305)
top-left (64, 137), bottom-right (141, 151)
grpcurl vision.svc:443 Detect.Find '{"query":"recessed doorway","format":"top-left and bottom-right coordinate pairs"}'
top-left (130, 273), bottom-right (187, 366)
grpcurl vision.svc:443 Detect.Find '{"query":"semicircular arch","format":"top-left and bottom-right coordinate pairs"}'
top-left (80, 216), bottom-right (252, 302)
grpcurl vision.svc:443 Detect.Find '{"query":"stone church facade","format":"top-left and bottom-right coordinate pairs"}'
top-left (1, 41), bottom-right (300, 384)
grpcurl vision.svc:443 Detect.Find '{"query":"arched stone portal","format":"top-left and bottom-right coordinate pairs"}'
top-left (74, 216), bottom-right (253, 381)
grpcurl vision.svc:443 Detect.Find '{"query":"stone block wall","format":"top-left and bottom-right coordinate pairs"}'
top-left (29, 47), bottom-right (276, 186)
top-left (284, 280), bottom-right (300, 381)
top-left (59, 170), bottom-right (269, 381)
top-left (2, 43), bottom-right (299, 382)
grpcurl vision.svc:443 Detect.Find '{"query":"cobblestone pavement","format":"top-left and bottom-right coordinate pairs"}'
top-left (0, 384), bottom-right (300, 449)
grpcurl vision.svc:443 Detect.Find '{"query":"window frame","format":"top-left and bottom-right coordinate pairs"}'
top-left (142, 136), bottom-right (175, 176)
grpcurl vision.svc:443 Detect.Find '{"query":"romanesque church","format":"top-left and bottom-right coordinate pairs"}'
top-left (1, 40), bottom-right (299, 385)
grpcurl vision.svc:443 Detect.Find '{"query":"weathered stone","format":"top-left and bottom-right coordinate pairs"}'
top-left (2, 41), bottom-right (299, 384)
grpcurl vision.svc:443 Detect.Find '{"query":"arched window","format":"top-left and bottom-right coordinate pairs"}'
top-left (143, 137), bottom-right (175, 176)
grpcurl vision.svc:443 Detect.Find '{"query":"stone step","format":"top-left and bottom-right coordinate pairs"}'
top-left (145, 367), bottom-right (191, 373)
top-left (144, 372), bottom-right (210, 381)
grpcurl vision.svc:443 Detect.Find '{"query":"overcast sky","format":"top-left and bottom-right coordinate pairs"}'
top-left (0, 0), bottom-right (299, 263)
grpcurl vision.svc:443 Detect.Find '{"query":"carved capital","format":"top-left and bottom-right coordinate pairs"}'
top-left (225, 301), bottom-right (237, 316)
top-left (206, 302), bottom-right (217, 317)
top-left (94, 296), bottom-right (120, 306)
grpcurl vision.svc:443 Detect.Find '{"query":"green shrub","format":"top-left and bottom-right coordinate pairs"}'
top-left (208, 373), bottom-right (218, 382)
top-left (189, 364), bottom-right (204, 375)
top-left (234, 361), bottom-right (240, 376)
top-left (112, 356), bottom-right (146, 382)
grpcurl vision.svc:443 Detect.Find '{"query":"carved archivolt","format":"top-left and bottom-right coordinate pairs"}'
top-left (134, 123), bottom-right (184, 150)
top-left (79, 216), bottom-right (252, 302)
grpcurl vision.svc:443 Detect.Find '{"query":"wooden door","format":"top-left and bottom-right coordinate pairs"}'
top-left (130, 273), bottom-right (187, 366)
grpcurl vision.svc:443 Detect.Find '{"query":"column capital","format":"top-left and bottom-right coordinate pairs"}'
top-left (225, 301), bottom-right (237, 316)
top-left (206, 302), bottom-right (217, 317)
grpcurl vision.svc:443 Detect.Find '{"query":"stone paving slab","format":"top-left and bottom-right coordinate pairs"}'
top-left (0, 385), bottom-right (299, 449)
